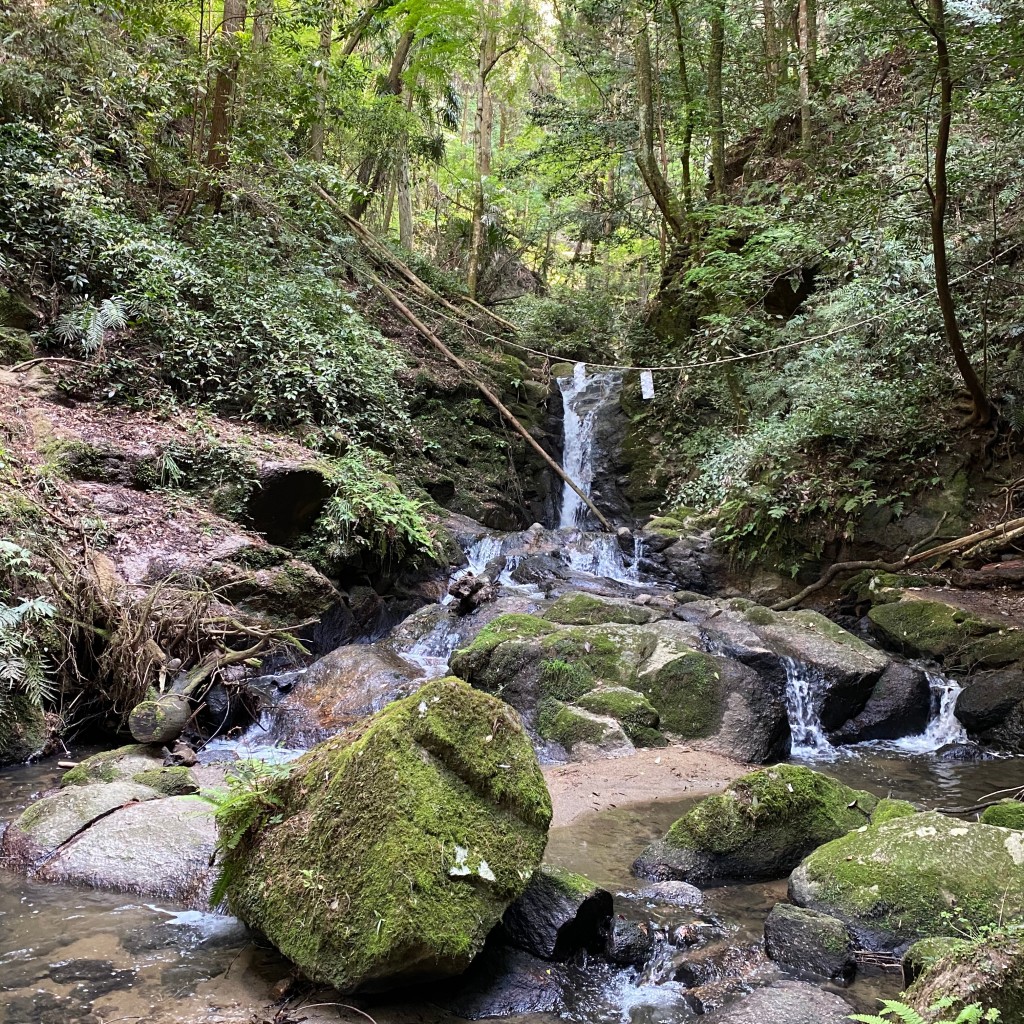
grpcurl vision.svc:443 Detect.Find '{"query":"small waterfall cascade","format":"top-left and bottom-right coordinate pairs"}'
top-left (782, 657), bottom-right (836, 759)
top-left (558, 362), bottom-right (623, 530)
top-left (888, 671), bottom-right (968, 753)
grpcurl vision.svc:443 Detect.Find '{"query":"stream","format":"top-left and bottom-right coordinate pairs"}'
top-left (2, 364), bottom-right (1022, 1024)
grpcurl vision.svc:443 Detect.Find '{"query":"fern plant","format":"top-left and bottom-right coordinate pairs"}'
top-left (54, 296), bottom-right (130, 355)
top-left (850, 997), bottom-right (1001, 1024)
top-left (0, 541), bottom-right (56, 725)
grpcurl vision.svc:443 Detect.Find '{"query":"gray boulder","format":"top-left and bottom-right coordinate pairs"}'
top-left (701, 981), bottom-right (854, 1023)
top-left (829, 662), bottom-right (931, 744)
top-left (762, 903), bottom-right (855, 982)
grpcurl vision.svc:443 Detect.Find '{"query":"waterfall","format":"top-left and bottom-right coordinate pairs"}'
top-left (782, 657), bottom-right (836, 759)
top-left (887, 671), bottom-right (968, 753)
top-left (557, 362), bottom-right (622, 529)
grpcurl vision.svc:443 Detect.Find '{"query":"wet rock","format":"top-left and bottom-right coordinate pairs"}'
top-left (828, 662), bottom-right (931, 744)
top-left (636, 880), bottom-right (704, 907)
top-left (762, 903), bottom-right (855, 982)
top-left (789, 811), bottom-right (1024, 950)
top-left (439, 943), bottom-right (565, 1018)
top-left (700, 980), bottom-right (855, 1023)
top-left (907, 932), bottom-right (1024, 1021)
top-left (450, 571), bottom-right (498, 613)
top-left (605, 916), bottom-right (655, 967)
top-left (633, 765), bottom-right (876, 884)
top-left (674, 942), bottom-right (766, 988)
top-left (502, 866), bottom-right (613, 961)
top-left (956, 668), bottom-right (1024, 752)
top-left (48, 959), bottom-right (137, 1000)
top-left (266, 643), bottom-right (424, 746)
top-left (218, 677), bottom-right (551, 993)
top-left (509, 553), bottom-right (568, 586)
top-left (36, 794), bottom-right (218, 908)
top-left (0, 694), bottom-right (46, 768)
top-left (3, 990), bottom-right (101, 1024)
top-left (936, 740), bottom-right (991, 761)
top-left (60, 743), bottom-right (197, 796)
top-left (0, 779), bottom-right (163, 868)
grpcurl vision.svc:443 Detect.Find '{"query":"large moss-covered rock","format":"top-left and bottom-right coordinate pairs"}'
top-left (980, 800), bottom-right (1024, 829)
top-left (869, 598), bottom-right (1024, 671)
top-left (0, 695), bottom-right (46, 767)
top-left (61, 744), bottom-right (197, 795)
top-left (789, 812), bottom-right (1024, 950)
top-left (543, 593), bottom-right (661, 626)
top-left (633, 766), bottom-right (877, 884)
top-left (907, 932), bottom-right (1024, 1020)
top-left (217, 677), bottom-right (552, 993)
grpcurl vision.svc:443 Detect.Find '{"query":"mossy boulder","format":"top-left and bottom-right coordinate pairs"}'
top-left (901, 936), bottom-right (968, 985)
top-left (955, 668), bottom-right (1024, 752)
top-left (843, 571), bottom-right (938, 608)
top-left (633, 766), bottom-right (876, 884)
top-left (907, 932), bottom-right (1024, 1020)
top-left (543, 594), bottom-right (659, 627)
top-left (575, 687), bottom-right (664, 747)
top-left (216, 677), bottom-right (552, 993)
top-left (868, 598), bottom-right (1023, 671)
top-left (871, 798), bottom-right (919, 825)
top-left (536, 701), bottom-right (633, 756)
top-left (981, 800), bottom-right (1024, 829)
top-left (61, 744), bottom-right (198, 795)
top-left (762, 903), bottom-right (855, 982)
top-left (0, 695), bottom-right (46, 767)
top-left (789, 812), bottom-right (1024, 950)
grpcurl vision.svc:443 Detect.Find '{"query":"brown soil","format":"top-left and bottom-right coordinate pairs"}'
top-left (543, 745), bottom-right (749, 827)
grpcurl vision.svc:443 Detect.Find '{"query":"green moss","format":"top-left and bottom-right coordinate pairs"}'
top-left (575, 687), bottom-right (661, 745)
top-left (728, 598), bottom-right (756, 612)
top-left (0, 328), bottom-right (32, 364)
top-left (538, 864), bottom-right (599, 900)
top-left (673, 590), bottom-right (705, 605)
top-left (218, 677), bottom-right (551, 993)
top-left (744, 605), bottom-right (776, 626)
top-left (964, 629), bottom-right (1024, 669)
top-left (981, 800), bottom-right (1024, 829)
top-left (871, 798), bottom-right (918, 825)
top-left (538, 627), bottom-right (632, 682)
top-left (61, 744), bottom-right (157, 787)
top-left (903, 936), bottom-right (969, 978)
top-left (132, 766), bottom-right (199, 796)
top-left (544, 594), bottom-right (654, 626)
top-left (666, 765), bottom-right (876, 859)
top-left (538, 703), bottom-right (609, 750)
top-left (635, 652), bottom-right (721, 737)
top-left (868, 600), bottom-right (994, 662)
top-left (799, 813), bottom-right (1024, 945)
top-left (540, 659), bottom-right (595, 702)
top-left (844, 571), bottom-right (936, 606)
top-left (457, 614), bottom-right (555, 660)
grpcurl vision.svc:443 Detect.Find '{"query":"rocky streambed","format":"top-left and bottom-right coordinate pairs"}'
top-left (3, 523), bottom-right (1024, 1024)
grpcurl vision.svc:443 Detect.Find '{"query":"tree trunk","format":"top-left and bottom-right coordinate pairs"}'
top-left (252, 0), bottom-right (274, 47)
top-left (708, 0), bottom-right (726, 196)
top-left (468, 0), bottom-right (500, 299)
top-left (668, 0), bottom-right (695, 221)
top-left (924, 0), bottom-right (992, 425)
top-left (634, 21), bottom-right (685, 238)
top-left (350, 30), bottom-right (416, 220)
top-left (310, 3), bottom-right (334, 161)
top-left (205, 0), bottom-right (247, 207)
top-left (397, 93), bottom-right (414, 250)
top-left (798, 0), bottom-right (811, 148)
top-left (763, 0), bottom-right (779, 95)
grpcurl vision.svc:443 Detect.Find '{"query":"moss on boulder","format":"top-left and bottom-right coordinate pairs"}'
top-left (544, 593), bottom-right (658, 627)
top-left (633, 766), bottom-right (876, 884)
top-left (0, 695), bottom-right (45, 767)
top-left (575, 687), bottom-right (663, 746)
top-left (633, 651), bottom-right (721, 737)
top-left (871, 798), bottom-right (918, 826)
top-left (868, 599), bottom-right (1005, 668)
top-left (790, 812), bottom-right (1024, 950)
top-left (536, 700), bottom-right (632, 755)
top-left (902, 936), bottom-right (968, 985)
top-left (216, 677), bottom-right (551, 993)
top-left (61, 744), bottom-right (163, 787)
top-left (980, 800), bottom-right (1024, 829)
top-left (907, 932), bottom-right (1024, 1020)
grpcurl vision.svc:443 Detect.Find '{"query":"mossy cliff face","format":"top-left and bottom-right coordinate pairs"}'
top-left (216, 677), bottom-right (552, 994)
top-left (789, 811), bottom-right (1024, 951)
top-left (633, 766), bottom-right (877, 884)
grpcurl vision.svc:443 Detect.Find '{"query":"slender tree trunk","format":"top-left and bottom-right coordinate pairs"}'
top-left (763, 0), bottom-right (779, 95)
top-left (923, 0), bottom-right (992, 425)
top-left (708, 0), bottom-right (726, 196)
top-left (310, 3), bottom-right (334, 161)
top-left (206, 0), bottom-right (247, 208)
top-left (340, 0), bottom-right (386, 56)
top-left (397, 90), bottom-right (414, 250)
top-left (634, 21), bottom-right (685, 237)
top-left (468, 0), bottom-right (500, 299)
top-left (350, 30), bottom-right (415, 220)
top-left (252, 0), bottom-right (274, 47)
top-left (668, 0), bottom-right (694, 221)
top-left (798, 0), bottom-right (811, 148)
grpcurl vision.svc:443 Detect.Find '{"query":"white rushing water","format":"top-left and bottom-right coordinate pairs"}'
top-left (782, 656), bottom-right (838, 760)
top-left (885, 671), bottom-right (968, 753)
top-left (558, 362), bottom-right (623, 529)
